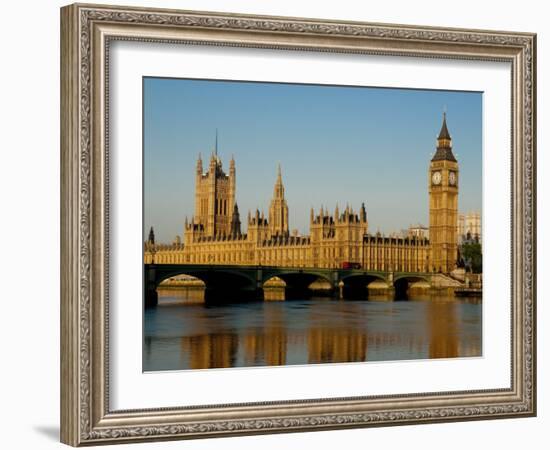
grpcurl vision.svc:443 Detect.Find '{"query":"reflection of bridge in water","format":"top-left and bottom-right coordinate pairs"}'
top-left (145, 263), bottom-right (439, 307)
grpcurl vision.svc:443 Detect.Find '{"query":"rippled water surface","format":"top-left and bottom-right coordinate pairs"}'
top-left (144, 290), bottom-right (481, 371)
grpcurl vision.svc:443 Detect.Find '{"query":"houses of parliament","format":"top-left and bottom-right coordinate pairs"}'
top-left (144, 114), bottom-right (460, 274)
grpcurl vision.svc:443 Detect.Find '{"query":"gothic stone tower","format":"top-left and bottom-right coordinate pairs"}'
top-left (230, 203), bottom-right (242, 237)
top-left (193, 135), bottom-right (236, 237)
top-left (429, 112), bottom-right (459, 273)
top-left (268, 164), bottom-right (289, 237)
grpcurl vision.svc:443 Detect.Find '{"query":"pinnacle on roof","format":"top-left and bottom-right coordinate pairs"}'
top-left (431, 111), bottom-right (457, 162)
top-left (438, 112), bottom-right (451, 140)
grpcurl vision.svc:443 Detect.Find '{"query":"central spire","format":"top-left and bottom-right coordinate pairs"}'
top-left (273, 163), bottom-right (284, 198)
top-left (269, 162), bottom-right (289, 237)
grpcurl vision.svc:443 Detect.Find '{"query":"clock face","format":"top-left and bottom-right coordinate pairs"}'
top-left (449, 171), bottom-right (457, 186)
top-left (432, 171), bottom-right (442, 185)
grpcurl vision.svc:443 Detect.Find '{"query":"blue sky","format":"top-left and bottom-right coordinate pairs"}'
top-left (144, 77), bottom-right (482, 243)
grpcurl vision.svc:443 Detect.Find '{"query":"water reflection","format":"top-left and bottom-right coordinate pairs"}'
top-left (180, 333), bottom-right (239, 369)
top-left (157, 287), bottom-right (205, 304)
top-left (308, 328), bottom-right (368, 364)
top-left (144, 289), bottom-right (482, 371)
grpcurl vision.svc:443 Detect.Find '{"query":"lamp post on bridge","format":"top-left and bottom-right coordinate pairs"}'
top-left (338, 280), bottom-right (345, 300)
top-left (145, 227), bottom-right (158, 307)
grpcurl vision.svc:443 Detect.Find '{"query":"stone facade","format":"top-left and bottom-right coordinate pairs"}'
top-left (428, 113), bottom-right (459, 274)
top-left (145, 114), bottom-right (458, 274)
top-left (192, 134), bottom-right (236, 237)
top-left (458, 211), bottom-right (482, 243)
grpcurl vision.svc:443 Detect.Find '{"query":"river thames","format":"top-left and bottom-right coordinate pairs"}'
top-left (143, 288), bottom-right (481, 371)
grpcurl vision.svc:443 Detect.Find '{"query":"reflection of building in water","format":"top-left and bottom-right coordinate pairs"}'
top-left (180, 333), bottom-right (239, 369)
top-left (243, 330), bottom-right (287, 366)
top-left (458, 211), bottom-right (481, 244)
top-left (243, 306), bottom-right (287, 366)
top-left (307, 328), bottom-right (367, 363)
top-left (366, 331), bottom-right (425, 356)
top-left (143, 295), bottom-right (481, 370)
top-left (456, 339), bottom-right (482, 358)
top-left (426, 300), bottom-right (460, 359)
top-left (145, 114), bottom-right (461, 274)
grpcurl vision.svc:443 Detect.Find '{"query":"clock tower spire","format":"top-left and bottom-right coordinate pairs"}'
top-left (429, 112), bottom-right (459, 274)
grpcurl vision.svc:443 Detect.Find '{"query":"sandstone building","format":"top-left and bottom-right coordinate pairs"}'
top-left (145, 114), bottom-right (460, 274)
top-left (458, 211), bottom-right (482, 244)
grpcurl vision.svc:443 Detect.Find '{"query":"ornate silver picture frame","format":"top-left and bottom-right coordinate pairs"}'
top-left (60, 3), bottom-right (536, 446)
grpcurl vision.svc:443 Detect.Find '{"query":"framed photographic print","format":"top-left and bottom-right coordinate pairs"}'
top-left (60, 3), bottom-right (536, 446)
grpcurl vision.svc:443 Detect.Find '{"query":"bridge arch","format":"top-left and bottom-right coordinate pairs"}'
top-left (156, 270), bottom-right (206, 287)
top-left (261, 269), bottom-right (332, 285)
top-left (338, 273), bottom-right (389, 300)
top-left (393, 273), bottom-right (431, 284)
top-left (339, 272), bottom-right (387, 283)
top-left (393, 275), bottom-right (431, 300)
top-left (262, 270), bottom-right (333, 299)
top-left (150, 266), bottom-right (258, 304)
top-left (156, 273), bottom-right (206, 304)
top-left (156, 268), bottom-right (256, 288)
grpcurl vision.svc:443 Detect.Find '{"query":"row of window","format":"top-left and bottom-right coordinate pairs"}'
top-left (148, 245), bottom-right (429, 271)
top-left (198, 197), bottom-right (231, 217)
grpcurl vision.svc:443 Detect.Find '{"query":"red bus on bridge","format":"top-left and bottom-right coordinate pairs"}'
top-left (341, 261), bottom-right (362, 269)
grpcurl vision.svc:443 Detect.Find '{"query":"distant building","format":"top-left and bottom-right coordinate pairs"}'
top-left (407, 224), bottom-right (429, 240)
top-left (458, 211), bottom-right (481, 244)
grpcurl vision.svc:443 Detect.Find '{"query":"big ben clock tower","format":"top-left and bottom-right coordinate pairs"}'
top-left (429, 112), bottom-right (459, 274)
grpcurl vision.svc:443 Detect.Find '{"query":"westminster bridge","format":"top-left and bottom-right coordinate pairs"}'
top-left (142, 263), bottom-right (453, 307)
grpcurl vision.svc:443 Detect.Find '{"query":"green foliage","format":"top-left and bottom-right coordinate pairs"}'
top-left (461, 242), bottom-right (482, 273)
